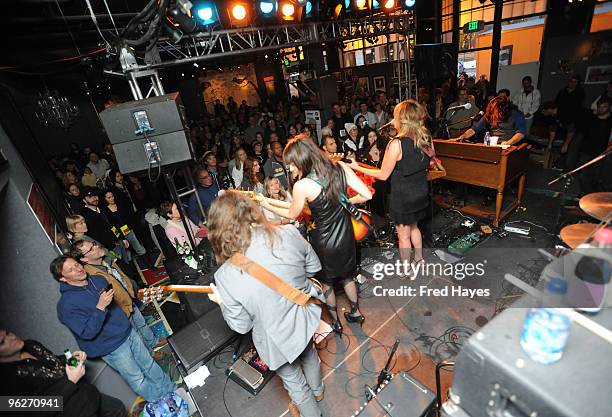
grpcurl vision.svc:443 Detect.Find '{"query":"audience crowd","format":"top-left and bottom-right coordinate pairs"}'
top-left (10, 70), bottom-right (609, 415)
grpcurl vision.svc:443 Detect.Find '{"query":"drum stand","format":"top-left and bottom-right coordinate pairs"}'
top-left (548, 147), bottom-right (612, 244)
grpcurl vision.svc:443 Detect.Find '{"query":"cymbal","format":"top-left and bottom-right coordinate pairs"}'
top-left (579, 192), bottom-right (612, 221)
top-left (560, 223), bottom-right (598, 249)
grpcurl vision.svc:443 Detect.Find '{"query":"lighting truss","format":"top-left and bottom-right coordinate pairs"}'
top-left (135, 12), bottom-right (415, 69)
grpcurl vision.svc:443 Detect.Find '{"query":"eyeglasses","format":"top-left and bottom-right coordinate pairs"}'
top-left (82, 243), bottom-right (98, 256)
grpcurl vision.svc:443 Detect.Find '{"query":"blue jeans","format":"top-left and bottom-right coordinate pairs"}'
top-left (130, 305), bottom-right (159, 351)
top-left (125, 231), bottom-right (146, 256)
top-left (102, 329), bottom-right (176, 402)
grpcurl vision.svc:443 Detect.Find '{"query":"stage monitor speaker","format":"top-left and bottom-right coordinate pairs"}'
top-left (448, 306), bottom-right (612, 417)
top-left (168, 305), bottom-right (238, 373)
top-left (99, 93), bottom-right (193, 174)
top-left (352, 372), bottom-right (436, 417)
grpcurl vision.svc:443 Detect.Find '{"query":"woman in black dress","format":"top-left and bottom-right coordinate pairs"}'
top-left (260, 135), bottom-right (372, 333)
top-left (350, 99), bottom-right (436, 268)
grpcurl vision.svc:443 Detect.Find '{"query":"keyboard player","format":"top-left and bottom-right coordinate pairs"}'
top-left (451, 96), bottom-right (527, 146)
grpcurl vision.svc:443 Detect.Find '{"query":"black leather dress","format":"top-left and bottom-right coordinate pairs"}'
top-left (389, 137), bottom-right (430, 225)
top-left (307, 168), bottom-right (356, 284)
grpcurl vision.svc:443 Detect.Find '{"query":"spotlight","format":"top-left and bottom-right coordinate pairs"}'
top-left (353, 0), bottom-right (369, 10)
top-left (259, 0), bottom-right (275, 15)
top-left (382, 0), bottom-right (396, 11)
top-left (193, 1), bottom-right (219, 25)
top-left (295, 0), bottom-right (308, 5)
top-left (278, 0), bottom-right (303, 21)
top-left (403, 0), bottom-right (415, 8)
top-left (226, 1), bottom-right (252, 26)
top-left (233, 4), bottom-right (247, 20)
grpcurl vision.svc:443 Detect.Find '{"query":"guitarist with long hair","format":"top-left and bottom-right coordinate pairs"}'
top-left (348, 100), bottom-right (438, 273)
top-left (259, 135), bottom-right (372, 334)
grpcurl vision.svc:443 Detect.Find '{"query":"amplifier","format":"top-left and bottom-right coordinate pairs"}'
top-left (447, 306), bottom-right (612, 417)
top-left (351, 372), bottom-right (436, 417)
top-left (168, 306), bottom-right (238, 373)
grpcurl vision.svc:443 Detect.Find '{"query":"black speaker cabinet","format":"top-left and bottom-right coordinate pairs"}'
top-left (99, 93), bottom-right (193, 174)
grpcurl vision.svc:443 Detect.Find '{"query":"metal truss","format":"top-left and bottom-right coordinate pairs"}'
top-left (139, 12), bottom-right (415, 70)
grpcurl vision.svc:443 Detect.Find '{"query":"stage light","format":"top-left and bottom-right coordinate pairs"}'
top-left (382, 0), bottom-right (396, 10)
top-left (259, 0), bottom-right (275, 14)
top-left (403, 0), bottom-right (415, 8)
top-left (278, 0), bottom-right (303, 21)
top-left (372, 0), bottom-right (380, 8)
top-left (167, 6), bottom-right (198, 33)
top-left (356, 0), bottom-right (367, 8)
top-left (232, 4), bottom-right (247, 20)
top-left (226, 1), bottom-right (251, 26)
top-left (305, 0), bottom-right (313, 14)
top-left (295, 0), bottom-right (308, 5)
top-left (193, 2), bottom-right (219, 25)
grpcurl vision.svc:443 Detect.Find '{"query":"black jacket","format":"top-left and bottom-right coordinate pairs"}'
top-left (0, 341), bottom-right (103, 417)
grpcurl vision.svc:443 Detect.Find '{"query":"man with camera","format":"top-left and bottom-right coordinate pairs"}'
top-left (51, 254), bottom-right (175, 403)
top-left (71, 239), bottom-right (162, 353)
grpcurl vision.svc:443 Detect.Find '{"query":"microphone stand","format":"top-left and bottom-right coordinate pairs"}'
top-left (371, 339), bottom-right (400, 397)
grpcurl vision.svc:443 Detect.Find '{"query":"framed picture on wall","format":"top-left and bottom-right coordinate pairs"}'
top-left (373, 76), bottom-right (386, 93)
top-left (357, 77), bottom-right (370, 94)
top-left (499, 45), bottom-right (513, 66)
top-left (585, 65), bottom-right (612, 84)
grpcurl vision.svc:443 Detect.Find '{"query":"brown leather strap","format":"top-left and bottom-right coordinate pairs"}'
top-left (227, 253), bottom-right (321, 306)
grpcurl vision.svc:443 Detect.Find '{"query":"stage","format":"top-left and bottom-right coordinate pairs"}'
top-left (156, 166), bottom-right (590, 417)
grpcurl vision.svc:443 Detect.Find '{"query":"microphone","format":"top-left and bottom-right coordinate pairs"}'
top-left (471, 110), bottom-right (484, 120)
top-left (377, 119), bottom-right (394, 131)
top-left (447, 103), bottom-right (472, 111)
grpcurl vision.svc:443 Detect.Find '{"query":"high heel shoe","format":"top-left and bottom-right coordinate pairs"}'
top-left (331, 319), bottom-right (343, 335)
top-left (344, 312), bottom-right (366, 325)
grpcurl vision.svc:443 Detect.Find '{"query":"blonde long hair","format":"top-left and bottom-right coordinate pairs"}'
top-left (207, 191), bottom-right (277, 264)
top-left (393, 99), bottom-right (432, 151)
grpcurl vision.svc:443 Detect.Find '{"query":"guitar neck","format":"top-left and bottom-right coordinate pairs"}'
top-left (138, 285), bottom-right (213, 296)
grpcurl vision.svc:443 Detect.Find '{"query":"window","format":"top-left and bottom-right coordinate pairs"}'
top-left (591, 2), bottom-right (612, 33)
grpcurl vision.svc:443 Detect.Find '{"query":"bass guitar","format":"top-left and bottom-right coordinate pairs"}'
top-left (138, 285), bottom-right (212, 304)
top-left (239, 190), bottom-right (373, 242)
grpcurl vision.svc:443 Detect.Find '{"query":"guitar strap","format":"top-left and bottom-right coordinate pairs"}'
top-left (227, 253), bottom-right (322, 306)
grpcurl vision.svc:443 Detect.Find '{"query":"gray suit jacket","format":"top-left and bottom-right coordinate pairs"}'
top-left (215, 225), bottom-right (322, 370)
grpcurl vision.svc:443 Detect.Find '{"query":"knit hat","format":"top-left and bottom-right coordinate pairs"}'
top-left (344, 123), bottom-right (357, 134)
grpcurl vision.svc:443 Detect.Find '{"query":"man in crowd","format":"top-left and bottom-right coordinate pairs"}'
top-left (263, 141), bottom-right (289, 189)
top-left (81, 187), bottom-right (128, 254)
top-left (52, 255), bottom-right (176, 403)
top-left (331, 102), bottom-right (352, 139)
top-left (512, 76), bottom-right (541, 135)
top-left (187, 167), bottom-right (219, 226)
top-left (445, 87), bottom-right (480, 138)
top-left (556, 74), bottom-right (585, 129)
top-left (321, 135), bottom-right (338, 156)
top-left (71, 239), bottom-right (163, 354)
top-left (373, 102), bottom-right (389, 130)
top-left (86, 152), bottom-right (110, 181)
top-left (244, 115), bottom-right (265, 146)
top-left (353, 102), bottom-right (377, 128)
top-left (571, 98), bottom-right (612, 193)
top-left (202, 151), bottom-right (232, 190)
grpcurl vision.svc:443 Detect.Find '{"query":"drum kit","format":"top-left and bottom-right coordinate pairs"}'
top-left (560, 192), bottom-right (612, 249)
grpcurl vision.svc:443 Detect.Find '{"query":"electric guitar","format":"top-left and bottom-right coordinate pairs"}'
top-left (138, 285), bottom-right (212, 304)
top-left (328, 152), bottom-right (446, 181)
top-left (239, 190), bottom-right (373, 242)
